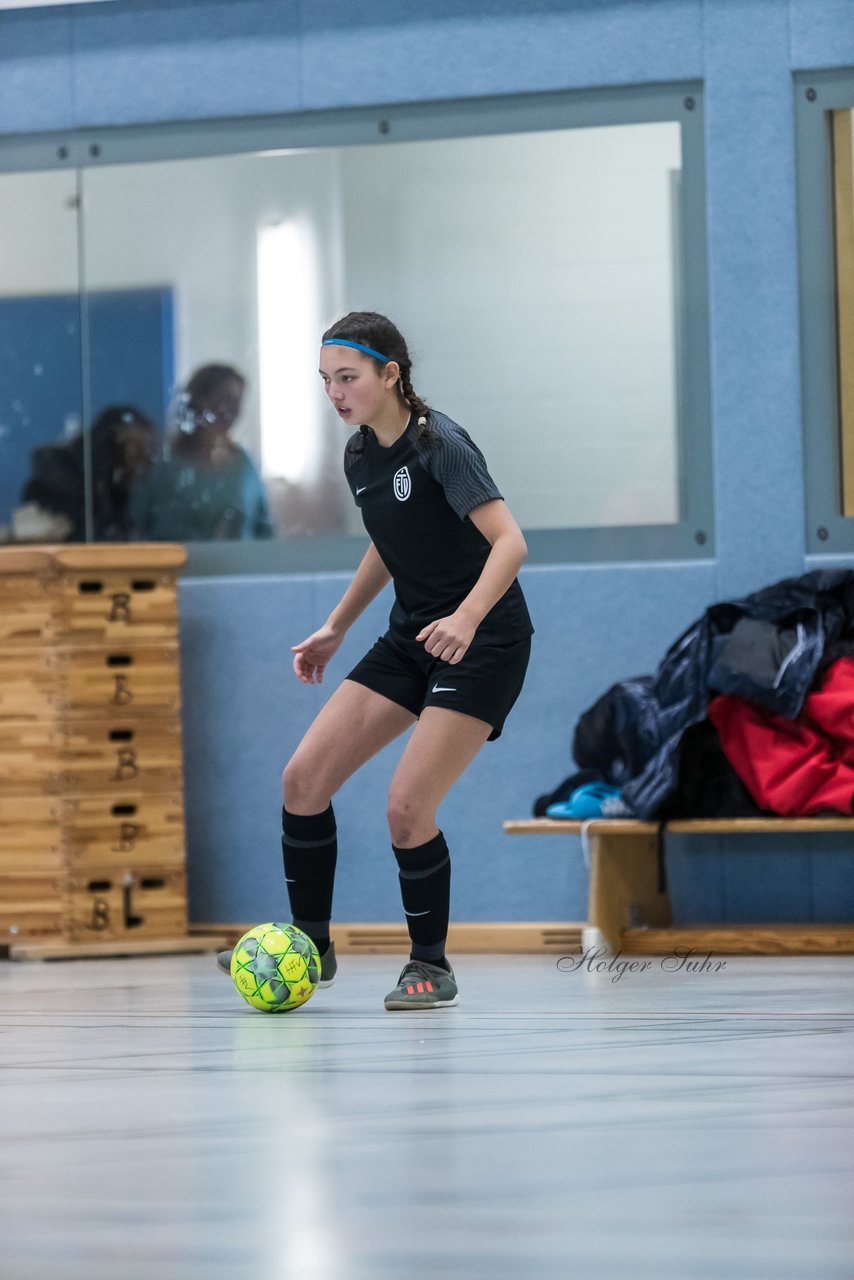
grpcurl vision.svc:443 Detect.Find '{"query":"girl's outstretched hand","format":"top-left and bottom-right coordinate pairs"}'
top-left (416, 612), bottom-right (477, 665)
top-left (291, 625), bottom-right (343, 684)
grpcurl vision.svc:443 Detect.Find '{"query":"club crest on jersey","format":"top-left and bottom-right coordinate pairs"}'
top-left (393, 466), bottom-right (411, 501)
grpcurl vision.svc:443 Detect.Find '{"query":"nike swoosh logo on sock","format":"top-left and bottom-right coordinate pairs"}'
top-left (404, 909), bottom-right (431, 916)
top-left (355, 486), bottom-right (367, 494)
top-left (432, 685), bottom-right (456, 693)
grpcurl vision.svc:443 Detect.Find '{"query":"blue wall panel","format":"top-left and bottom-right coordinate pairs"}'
top-left (0, 287), bottom-right (174, 527)
top-left (178, 572), bottom-right (321, 923)
top-left (70, 0), bottom-right (302, 126)
top-left (703, 0), bottom-right (807, 599)
top-left (0, 6), bottom-right (73, 133)
top-left (791, 0), bottom-right (854, 69)
top-left (298, 0), bottom-right (703, 109)
top-left (1, 0), bottom-right (853, 926)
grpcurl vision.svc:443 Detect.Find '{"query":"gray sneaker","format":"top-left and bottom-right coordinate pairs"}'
top-left (316, 941), bottom-right (337, 988)
top-left (216, 940), bottom-right (337, 988)
top-left (383, 959), bottom-right (459, 1011)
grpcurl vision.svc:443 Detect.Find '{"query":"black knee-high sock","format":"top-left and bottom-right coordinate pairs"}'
top-left (282, 805), bottom-right (337, 954)
top-left (393, 831), bottom-right (451, 966)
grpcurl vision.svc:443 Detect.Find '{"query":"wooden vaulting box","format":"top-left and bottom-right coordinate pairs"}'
top-left (52, 558), bottom-right (181, 647)
top-left (66, 867), bottom-right (188, 943)
top-left (49, 644), bottom-right (182, 717)
top-left (62, 791), bottom-right (185, 869)
top-left (0, 718), bottom-right (184, 793)
top-left (0, 544), bottom-right (218, 955)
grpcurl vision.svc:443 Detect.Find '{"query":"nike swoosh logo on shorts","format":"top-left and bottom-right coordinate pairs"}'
top-left (432, 685), bottom-right (456, 693)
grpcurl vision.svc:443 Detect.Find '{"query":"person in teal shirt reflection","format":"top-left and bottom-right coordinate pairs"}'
top-left (131, 363), bottom-right (274, 541)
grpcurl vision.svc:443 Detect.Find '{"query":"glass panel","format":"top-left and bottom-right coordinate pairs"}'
top-left (834, 109), bottom-right (854, 516)
top-left (0, 169), bottom-right (85, 544)
top-left (78, 152), bottom-right (344, 543)
top-left (39, 118), bottom-right (682, 544)
top-left (340, 123), bottom-right (683, 531)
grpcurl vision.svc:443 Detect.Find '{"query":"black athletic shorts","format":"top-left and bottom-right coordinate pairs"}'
top-left (346, 628), bottom-right (531, 741)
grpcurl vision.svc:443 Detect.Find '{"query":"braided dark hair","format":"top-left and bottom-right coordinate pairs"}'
top-left (322, 312), bottom-right (434, 453)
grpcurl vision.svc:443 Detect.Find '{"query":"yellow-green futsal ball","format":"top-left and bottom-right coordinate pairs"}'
top-left (230, 922), bottom-right (320, 1013)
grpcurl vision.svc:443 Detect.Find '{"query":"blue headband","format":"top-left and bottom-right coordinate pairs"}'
top-left (321, 338), bottom-right (392, 364)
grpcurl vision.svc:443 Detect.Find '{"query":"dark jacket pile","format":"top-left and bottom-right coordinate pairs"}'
top-left (536, 570), bottom-right (854, 821)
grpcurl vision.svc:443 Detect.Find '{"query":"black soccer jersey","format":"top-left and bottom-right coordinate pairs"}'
top-left (344, 410), bottom-right (533, 643)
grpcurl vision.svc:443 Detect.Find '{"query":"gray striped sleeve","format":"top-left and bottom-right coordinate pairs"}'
top-left (414, 413), bottom-right (502, 520)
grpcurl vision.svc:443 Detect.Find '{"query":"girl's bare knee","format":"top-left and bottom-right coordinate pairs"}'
top-left (387, 788), bottom-right (433, 847)
top-left (283, 755), bottom-right (328, 814)
top-left (386, 789), bottom-right (411, 846)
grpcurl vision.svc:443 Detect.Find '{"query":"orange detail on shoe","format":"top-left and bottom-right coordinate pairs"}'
top-left (426, 981), bottom-right (434, 992)
top-left (406, 985), bottom-right (415, 995)
top-left (416, 982), bottom-right (424, 993)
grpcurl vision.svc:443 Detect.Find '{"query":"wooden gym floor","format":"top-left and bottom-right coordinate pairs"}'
top-left (2, 951), bottom-right (853, 1279)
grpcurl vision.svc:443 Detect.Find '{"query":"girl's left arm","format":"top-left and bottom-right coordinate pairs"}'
top-left (416, 499), bottom-right (527, 664)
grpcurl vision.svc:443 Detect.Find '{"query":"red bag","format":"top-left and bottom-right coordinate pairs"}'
top-left (708, 658), bottom-right (854, 816)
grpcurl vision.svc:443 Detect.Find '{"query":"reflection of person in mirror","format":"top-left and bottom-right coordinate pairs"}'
top-left (18, 404), bottom-right (157, 542)
top-left (217, 312), bottom-right (533, 1011)
top-left (130, 363), bottom-right (273, 541)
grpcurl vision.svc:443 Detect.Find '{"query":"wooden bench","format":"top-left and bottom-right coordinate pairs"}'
top-left (504, 818), bottom-right (854, 955)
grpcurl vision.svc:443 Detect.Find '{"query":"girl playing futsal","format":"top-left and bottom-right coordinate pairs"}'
top-left (220, 311), bottom-right (532, 1008)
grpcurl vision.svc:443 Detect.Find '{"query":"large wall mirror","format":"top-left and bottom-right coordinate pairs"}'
top-left (797, 73), bottom-right (854, 555)
top-left (834, 107), bottom-right (854, 515)
top-left (0, 87), bottom-right (711, 569)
